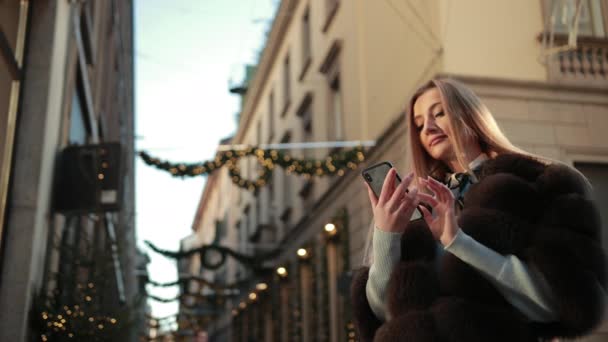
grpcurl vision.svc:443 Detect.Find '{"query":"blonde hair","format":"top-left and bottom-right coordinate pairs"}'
top-left (406, 78), bottom-right (545, 184)
top-left (360, 78), bottom-right (591, 267)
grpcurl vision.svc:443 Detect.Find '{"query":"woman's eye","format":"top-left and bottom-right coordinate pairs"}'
top-left (434, 111), bottom-right (444, 118)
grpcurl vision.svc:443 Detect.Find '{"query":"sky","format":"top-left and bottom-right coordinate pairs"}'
top-left (134, 0), bottom-right (279, 326)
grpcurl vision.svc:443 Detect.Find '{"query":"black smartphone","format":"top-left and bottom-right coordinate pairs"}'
top-left (362, 161), bottom-right (423, 221)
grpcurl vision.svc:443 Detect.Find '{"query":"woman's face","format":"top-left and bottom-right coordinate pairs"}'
top-left (412, 88), bottom-right (455, 163)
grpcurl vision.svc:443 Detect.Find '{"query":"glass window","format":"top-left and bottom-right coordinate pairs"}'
top-left (268, 91), bottom-right (275, 142)
top-left (282, 55), bottom-right (291, 115)
top-left (329, 76), bottom-right (343, 141)
top-left (545, 0), bottom-right (606, 37)
top-left (69, 90), bottom-right (88, 145)
top-left (302, 7), bottom-right (312, 65)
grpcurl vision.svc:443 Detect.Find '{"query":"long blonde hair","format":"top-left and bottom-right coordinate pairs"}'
top-left (406, 78), bottom-right (540, 183)
top-left (361, 78), bottom-right (590, 267)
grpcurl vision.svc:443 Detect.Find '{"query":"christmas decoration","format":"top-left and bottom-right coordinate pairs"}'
top-left (31, 215), bottom-right (142, 341)
top-left (148, 291), bottom-right (237, 306)
top-left (138, 145), bottom-right (366, 191)
top-left (147, 275), bottom-right (250, 290)
top-left (31, 281), bottom-right (141, 342)
top-left (144, 240), bottom-right (278, 273)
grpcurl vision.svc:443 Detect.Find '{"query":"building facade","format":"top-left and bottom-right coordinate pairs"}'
top-left (184, 0), bottom-right (608, 341)
top-left (0, 0), bottom-right (140, 341)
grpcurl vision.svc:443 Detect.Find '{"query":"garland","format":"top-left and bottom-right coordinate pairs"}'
top-left (138, 146), bottom-right (365, 191)
top-left (144, 240), bottom-right (278, 272)
top-left (147, 292), bottom-right (238, 310)
top-left (147, 275), bottom-right (250, 290)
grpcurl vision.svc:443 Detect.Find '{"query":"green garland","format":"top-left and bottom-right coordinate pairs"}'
top-left (138, 146), bottom-right (366, 191)
top-left (147, 275), bottom-right (251, 290)
top-left (144, 240), bottom-right (278, 273)
top-left (148, 292), bottom-right (237, 305)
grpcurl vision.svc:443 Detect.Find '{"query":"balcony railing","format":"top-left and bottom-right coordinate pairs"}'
top-left (544, 34), bottom-right (608, 87)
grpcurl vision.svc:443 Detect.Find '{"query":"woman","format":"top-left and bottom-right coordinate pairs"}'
top-left (351, 78), bottom-right (606, 342)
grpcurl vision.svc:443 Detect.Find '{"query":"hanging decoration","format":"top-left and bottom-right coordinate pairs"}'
top-left (148, 291), bottom-right (238, 306)
top-left (147, 275), bottom-right (250, 290)
top-left (138, 145), bottom-right (366, 191)
top-left (31, 217), bottom-right (142, 341)
top-left (30, 281), bottom-right (140, 342)
top-left (144, 240), bottom-right (278, 273)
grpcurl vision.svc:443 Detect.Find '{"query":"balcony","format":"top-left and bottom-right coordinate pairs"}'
top-left (544, 34), bottom-right (608, 88)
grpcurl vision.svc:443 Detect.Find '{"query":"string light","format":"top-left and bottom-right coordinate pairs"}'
top-left (297, 248), bottom-right (309, 259)
top-left (255, 283), bottom-right (268, 291)
top-left (276, 266), bottom-right (288, 278)
top-left (138, 145), bottom-right (366, 192)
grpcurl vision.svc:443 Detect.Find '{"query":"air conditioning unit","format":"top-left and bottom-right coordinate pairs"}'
top-left (53, 143), bottom-right (122, 213)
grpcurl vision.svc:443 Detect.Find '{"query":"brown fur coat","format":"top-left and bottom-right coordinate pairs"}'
top-left (351, 154), bottom-right (606, 342)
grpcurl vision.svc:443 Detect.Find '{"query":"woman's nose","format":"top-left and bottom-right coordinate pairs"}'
top-left (422, 119), bottom-right (439, 134)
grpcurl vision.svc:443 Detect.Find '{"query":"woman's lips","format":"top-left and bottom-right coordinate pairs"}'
top-left (430, 135), bottom-right (446, 147)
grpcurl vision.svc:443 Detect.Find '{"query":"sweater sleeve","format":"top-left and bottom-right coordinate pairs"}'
top-left (365, 227), bottom-right (403, 321)
top-left (444, 229), bottom-right (558, 322)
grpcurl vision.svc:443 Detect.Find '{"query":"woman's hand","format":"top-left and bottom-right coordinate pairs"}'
top-left (418, 177), bottom-right (460, 246)
top-left (366, 169), bottom-right (420, 233)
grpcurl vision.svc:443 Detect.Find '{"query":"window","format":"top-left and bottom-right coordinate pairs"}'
top-left (80, 1), bottom-right (96, 65)
top-left (0, 0), bottom-right (28, 278)
top-left (214, 219), bottom-right (226, 243)
top-left (543, 0), bottom-right (606, 38)
top-left (69, 65), bottom-right (95, 145)
top-left (319, 41), bottom-right (343, 142)
top-left (255, 191), bottom-right (262, 227)
top-left (299, 180), bottom-right (315, 213)
top-left (268, 91), bottom-right (275, 142)
top-left (323, 0), bottom-right (340, 33)
top-left (241, 206), bottom-right (250, 245)
top-left (249, 202), bottom-right (257, 243)
top-left (296, 92), bottom-right (314, 159)
top-left (69, 87), bottom-right (88, 145)
top-left (257, 120), bottom-right (262, 146)
top-left (280, 132), bottom-right (292, 224)
top-left (300, 6), bottom-right (312, 80)
top-left (328, 76), bottom-right (343, 141)
top-left (268, 173), bottom-right (276, 239)
top-left (282, 55), bottom-right (291, 116)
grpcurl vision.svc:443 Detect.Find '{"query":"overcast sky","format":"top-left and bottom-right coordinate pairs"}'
top-left (134, 0), bottom-right (278, 327)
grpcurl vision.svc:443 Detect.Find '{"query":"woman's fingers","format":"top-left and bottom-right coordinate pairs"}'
top-left (365, 182), bottom-right (378, 208)
top-left (378, 168), bottom-right (396, 205)
top-left (387, 177), bottom-right (407, 211)
top-left (396, 192), bottom-right (419, 218)
top-left (419, 205), bottom-right (433, 224)
top-left (387, 172), bottom-right (414, 211)
top-left (427, 177), bottom-right (453, 203)
top-left (417, 192), bottom-right (438, 208)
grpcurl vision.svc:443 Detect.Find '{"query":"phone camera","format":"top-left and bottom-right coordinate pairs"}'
top-left (364, 174), bottom-right (372, 182)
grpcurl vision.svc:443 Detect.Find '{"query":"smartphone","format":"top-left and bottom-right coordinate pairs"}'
top-left (361, 161), bottom-right (423, 221)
